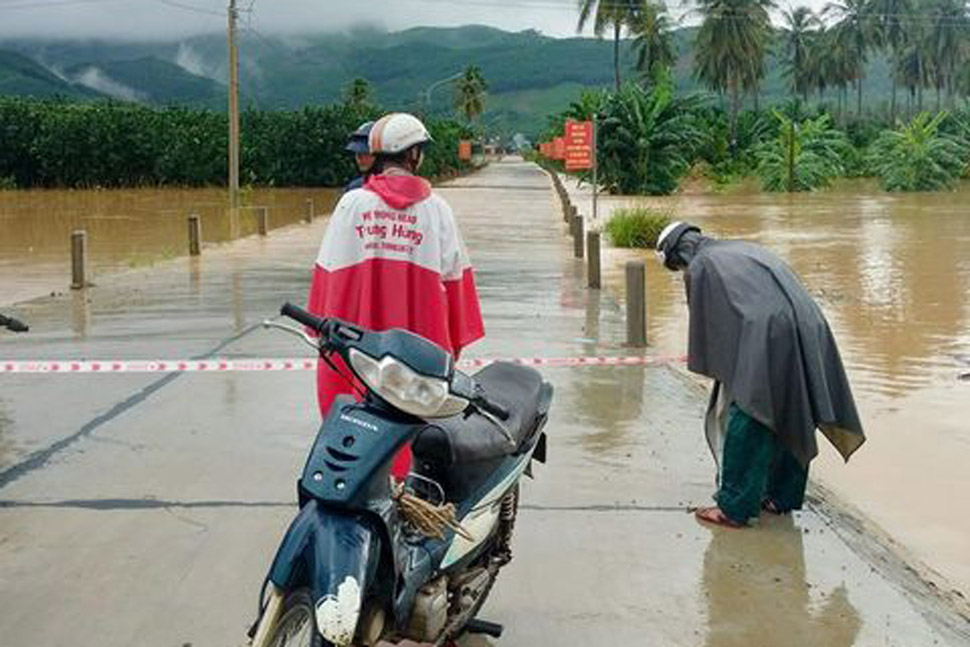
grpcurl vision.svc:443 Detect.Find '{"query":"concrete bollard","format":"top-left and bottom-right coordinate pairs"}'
top-left (626, 260), bottom-right (647, 347)
top-left (70, 230), bottom-right (88, 290)
top-left (188, 214), bottom-right (202, 256)
top-left (256, 206), bottom-right (269, 236)
top-left (587, 230), bottom-right (601, 289)
top-left (304, 198), bottom-right (314, 223)
top-left (572, 213), bottom-right (584, 259)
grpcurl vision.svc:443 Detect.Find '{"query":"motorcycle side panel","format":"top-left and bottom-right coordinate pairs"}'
top-left (439, 451), bottom-right (533, 570)
top-left (266, 500), bottom-right (381, 645)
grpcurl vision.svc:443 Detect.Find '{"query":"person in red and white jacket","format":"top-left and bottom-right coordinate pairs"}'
top-left (307, 112), bottom-right (485, 478)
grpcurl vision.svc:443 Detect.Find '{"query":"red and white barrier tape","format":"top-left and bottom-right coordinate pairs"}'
top-left (0, 355), bottom-right (686, 375)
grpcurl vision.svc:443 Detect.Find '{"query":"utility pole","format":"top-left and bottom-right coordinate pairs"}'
top-left (227, 0), bottom-right (240, 211)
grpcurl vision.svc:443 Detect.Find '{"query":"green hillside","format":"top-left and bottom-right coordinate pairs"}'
top-left (66, 57), bottom-right (224, 107)
top-left (0, 49), bottom-right (102, 100)
top-left (0, 25), bottom-right (899, 137)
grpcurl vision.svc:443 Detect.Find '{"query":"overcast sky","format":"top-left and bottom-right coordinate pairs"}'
top-left (0, 0), bottom-right (827, 41)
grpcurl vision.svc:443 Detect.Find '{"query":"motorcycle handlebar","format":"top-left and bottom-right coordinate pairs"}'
top-left (280, 303), bottom-right (328, 335)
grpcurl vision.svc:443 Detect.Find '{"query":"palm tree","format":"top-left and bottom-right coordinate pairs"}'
top-left (924, 0), bottom-right (968, 109)
top-left (453, 65), bottom-right (488, 123)
top-left (577, 0), bottom-right (645, 90)
top-left (897, 7), bottom-right (931, 113)
top-left (343, 78), bottom-right (373, 110)
top-left (780, 6), bottom-right (821, 103)
top-left (805, 25), bottom-right (831, 104)
top-left (631, 1), bottom-right (675, 84)
top-left (693, 0), bottom-right (775, 148)
top-left (868, 0), bottom-right (911, 122)
top-left (824, 0), bottom-right (873, 118)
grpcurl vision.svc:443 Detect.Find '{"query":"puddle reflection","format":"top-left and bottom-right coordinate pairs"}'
top-left (702, 519), bottom-right (861, 647)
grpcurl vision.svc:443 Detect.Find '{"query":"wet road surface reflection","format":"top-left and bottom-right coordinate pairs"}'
top-left (703, 518), bottom-right (861, 647)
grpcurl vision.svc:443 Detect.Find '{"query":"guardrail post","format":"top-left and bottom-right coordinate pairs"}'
top-left (572, 212), bottom-right (584, 259)
top-left (626, 260), bottom-right (647, 347)
top-left (587, 230), bottom-right (601, 289)
top-left (71, 230), bottom-right (88, 289)
top-left (188, 214), bottom-right (202, 256)
top-left (257, 206), bottom-right (269, 236)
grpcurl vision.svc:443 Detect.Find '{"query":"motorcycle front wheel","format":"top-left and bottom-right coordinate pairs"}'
top-left (263, 588), bottom-right (324, 647)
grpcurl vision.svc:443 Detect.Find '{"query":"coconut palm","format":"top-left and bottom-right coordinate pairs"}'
top-left (896, 7), bottom-right (932, 113)
top-left (867, 0), bottom-right (912, 122)
top-left (578, 0), bottom-right (646, 90)
top-left (824, 0), bottom-right (873, 118)
top-left (693, 0), bottom-right (775, 148)
top-left (924, 0), bottom-right (969, 110)
top-left (631, 1), bottom-right (676, 84)
top-left (780, 6), bottom-right (821, 103)
top-left (453, 65), bottom-right (488, 123)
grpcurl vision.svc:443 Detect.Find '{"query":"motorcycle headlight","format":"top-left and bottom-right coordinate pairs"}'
top-left (348, 349), bottom-right (468, 418)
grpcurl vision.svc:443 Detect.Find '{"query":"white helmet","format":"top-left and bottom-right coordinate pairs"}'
top-left (368, 113), bottom-right (433, 155)
top-left (655, 221), bottom-right (701, 271)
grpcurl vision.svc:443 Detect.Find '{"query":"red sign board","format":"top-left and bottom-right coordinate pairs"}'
top-left (458, 140), bottom-right (472, 160)
top-left (564, 119), bottom-right (594, 171)
top-left (552, 137), bottom-right (566, 160)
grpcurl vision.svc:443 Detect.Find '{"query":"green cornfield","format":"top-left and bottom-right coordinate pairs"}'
top-left (0, 97), bottom-right (474, 189)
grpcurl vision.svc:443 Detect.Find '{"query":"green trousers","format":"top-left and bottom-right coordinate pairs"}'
top-left (716, 404), bottom-right (809, 525)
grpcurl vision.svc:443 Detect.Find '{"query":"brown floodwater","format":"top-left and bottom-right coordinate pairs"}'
top-left (591, 179), bottom-right (970, 594)
top-left (0, 187), bottom-right (339, 306)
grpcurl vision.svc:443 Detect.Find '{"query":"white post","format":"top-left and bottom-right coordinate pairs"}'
top-left (227, 0), bottom-right (240, 210)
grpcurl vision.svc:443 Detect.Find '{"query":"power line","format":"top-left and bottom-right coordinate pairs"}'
top-left (151, 0), bottom-right (222, 18)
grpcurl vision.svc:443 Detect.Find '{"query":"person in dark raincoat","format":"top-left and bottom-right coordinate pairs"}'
top-left (655, 222), bottom-right (866, 528)
top-left (344, 121), bottom-right (375, 192)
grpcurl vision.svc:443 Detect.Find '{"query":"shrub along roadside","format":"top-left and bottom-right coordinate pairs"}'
top-left (756, 111), bottom-right (847, 192)
top-left (0, 97), bottom-right (474, 189)
top-left (870, 112), bottom-right (970, 192)
top-left (604, 206), bottom-right (672, 248)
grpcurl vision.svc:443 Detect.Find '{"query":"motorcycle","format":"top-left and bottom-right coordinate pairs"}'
top-left (0, 314), bottom-right (29, 333)
top-left (249, 303), bottom-right (552, 647)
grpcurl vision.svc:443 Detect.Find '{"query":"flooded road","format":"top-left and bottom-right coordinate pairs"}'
top-left (0, 187), bottom-right (340, 306)
top-left (586, 179), bottom-right (970, 596)
top-left (0, 162), bottom-right (967, 646)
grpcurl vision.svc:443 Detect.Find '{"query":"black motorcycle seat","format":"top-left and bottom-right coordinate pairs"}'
top-left (412, 362), bottom-right (547, 468)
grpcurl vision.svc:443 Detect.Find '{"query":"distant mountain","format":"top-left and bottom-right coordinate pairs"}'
top-left (66, 57), bottom-right (224, 106)
top-left (0, 49), bottom-right (103, 99)
top-left (0, 25), bottom-right (896, 136)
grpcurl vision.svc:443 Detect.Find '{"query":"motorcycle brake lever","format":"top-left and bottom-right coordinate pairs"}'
top-left (261, 319), bottom-right (320, 352)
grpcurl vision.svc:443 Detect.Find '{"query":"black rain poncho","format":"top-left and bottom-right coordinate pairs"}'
top-left (683, 236), bottom-right (865, 467)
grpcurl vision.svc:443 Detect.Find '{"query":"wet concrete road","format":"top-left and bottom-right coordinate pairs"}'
top-left (1, 160), bottom-right (968, 646)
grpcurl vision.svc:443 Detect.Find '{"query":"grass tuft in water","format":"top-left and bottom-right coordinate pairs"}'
top-left (604, 206), bottom-right (672, 248)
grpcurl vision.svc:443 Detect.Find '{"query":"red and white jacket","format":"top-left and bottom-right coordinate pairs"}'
top-left (306, 172), bottom-right (485, 475)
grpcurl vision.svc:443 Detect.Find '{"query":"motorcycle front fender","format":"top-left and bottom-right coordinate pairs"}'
top-left (267, 499), bottom-right (382, 646)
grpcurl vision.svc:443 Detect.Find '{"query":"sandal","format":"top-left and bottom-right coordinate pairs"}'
top-left (694, 506), bottom-right (744, 528)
